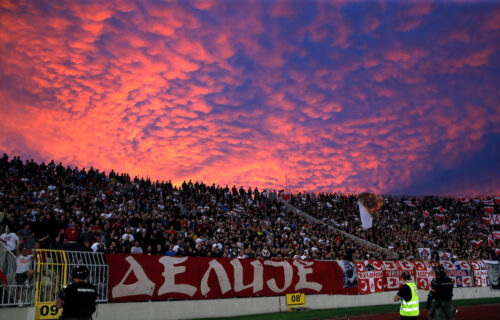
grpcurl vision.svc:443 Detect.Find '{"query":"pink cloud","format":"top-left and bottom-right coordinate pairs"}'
top-left (0, 0), bottom-right (498, 195)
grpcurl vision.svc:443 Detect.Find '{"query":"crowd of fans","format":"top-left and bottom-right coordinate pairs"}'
top-left (0, 153), bottom-right (498, 265)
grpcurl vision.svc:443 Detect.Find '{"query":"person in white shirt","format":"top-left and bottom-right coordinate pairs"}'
top-left (15, 240), bottom-right (35, 304)
top-left (130, 241), bottom-right (143, 254)
top-left (1, 230), bottom-right (19, 252)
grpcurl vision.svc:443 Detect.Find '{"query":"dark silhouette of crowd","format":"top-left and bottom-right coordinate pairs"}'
top-left (0, 154), bottom-right (498, 262)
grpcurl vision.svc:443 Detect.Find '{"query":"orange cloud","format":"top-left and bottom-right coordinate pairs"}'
top-left (0, 0), bottom-right (498, 196)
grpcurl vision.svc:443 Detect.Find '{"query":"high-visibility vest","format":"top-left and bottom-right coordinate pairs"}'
top-left (400, 282), bottom-right (419, 317)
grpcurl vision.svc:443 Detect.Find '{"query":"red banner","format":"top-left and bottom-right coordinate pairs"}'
top-left (355, 260), bottom-right (384, 294)
top-left (106, 254), bottom-right (356, 302)
top-left (413, 260), bottom-right (437, 290)
top-left (441, 260), bottom-right (473, 288)
top-left (470, 261), bottom-right (489, 287)
top-left (382, 261), bottom-right (415, 291)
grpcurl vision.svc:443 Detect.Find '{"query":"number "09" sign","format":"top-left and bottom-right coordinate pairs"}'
top-left (36, 303), bottom-right (62, 320)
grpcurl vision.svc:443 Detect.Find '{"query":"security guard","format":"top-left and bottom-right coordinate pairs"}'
top-left (393, 272), bottom-right (419, 319)
top-left (427, 265), bottom-right (455, 320)
top-left (56, 266), bottom-right (97, 320)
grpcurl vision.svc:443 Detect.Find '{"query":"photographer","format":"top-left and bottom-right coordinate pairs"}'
top-left (427, 266), bottom-right (455, 320)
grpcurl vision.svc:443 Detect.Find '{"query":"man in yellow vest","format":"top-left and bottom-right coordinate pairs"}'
top-left (393, 272), bottom-right (419, 319)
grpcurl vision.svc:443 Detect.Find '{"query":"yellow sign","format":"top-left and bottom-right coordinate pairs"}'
top-left (286, 293), bottom-right (305, 306)
top-left (36, 302), bottom-right (62, 320)
top-left (34, 250), bottom-right (68, 320)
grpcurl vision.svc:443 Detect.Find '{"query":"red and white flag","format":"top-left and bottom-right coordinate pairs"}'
top-left (488, 236), bottom-right (495, 247)
top-left (434, 206), bottom-right (447, 212)
top-left (472, 196), bottom-right (481, 202)
top-left (495, 197), bottom-right (500, 205)
top-left (404, 201), bottom-right (416, 207)
top-left (435, 214), bottom-right (445, 221)
top-left (493, 231), bottom-right (500, 240)
top-left (442, 224), bottom-right (449, 231)
top-left (482, 217), bottom-right (491, 224)
top-left (478, 224), bottom-right (489, 230)
top-left (496, 249), bottom-right (500, 256)
top-left (281, 192), bottom-right (292, 202)
top-left (423, 210), bottom-right (430, 218)
top-left (484, 200), bottom-right (494, 206)
top-left (457, 197), bottom-right (469, 203)
top-left (472, 240), bottom-right (483, 248)
top-left (485, 207), bottom-right (494, 214)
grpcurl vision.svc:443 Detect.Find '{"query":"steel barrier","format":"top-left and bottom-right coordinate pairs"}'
top-left (31, 250), bottom-right (109, 320)
top-left (65, 251), bottom-right (109, 302)
top-left (34, 250), bottom-right (67, 319)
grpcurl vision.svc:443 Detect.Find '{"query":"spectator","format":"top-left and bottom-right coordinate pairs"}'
top-left (1, 227), bottom-right (19, 253)
top-left (131, 241), bottom-right (143, 254)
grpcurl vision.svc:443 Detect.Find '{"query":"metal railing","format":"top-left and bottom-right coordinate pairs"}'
top-left (65, 251), bottom-right (109, 302)
top-left (0, 284), bottom-right (34, 306)
top-left (280, 198), bottom-right (399, 259)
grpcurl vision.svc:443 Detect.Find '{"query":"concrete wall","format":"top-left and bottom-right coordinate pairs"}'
top-left (3, 287), bottom-right (500, 320)
top-left (94, 287), bottom-right (500, 320)
top-left (0, 306), bottom-right (35, 320)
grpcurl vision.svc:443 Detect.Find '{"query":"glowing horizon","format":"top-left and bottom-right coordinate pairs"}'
top-left (0, 0), bottom-right (499, 195)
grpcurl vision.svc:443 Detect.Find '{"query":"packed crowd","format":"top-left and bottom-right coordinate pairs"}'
top-left (0, 154), bottom-right (498, 264)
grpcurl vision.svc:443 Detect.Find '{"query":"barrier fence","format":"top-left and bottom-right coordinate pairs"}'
top-left (32, 250), bottom-right (108, 320)
top-left (0, 249), bottom-right (498, 310)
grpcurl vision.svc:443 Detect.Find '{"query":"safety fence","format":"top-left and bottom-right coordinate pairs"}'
top-left (0, 249), bottom-right (108, 320)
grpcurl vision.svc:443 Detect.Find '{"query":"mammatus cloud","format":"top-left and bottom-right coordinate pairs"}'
top-left (0, 0), bottom-right (498, 195)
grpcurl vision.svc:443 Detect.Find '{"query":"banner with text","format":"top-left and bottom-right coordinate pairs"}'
top-left (470, 260), bottom-right (489, 287)
top-left (106, 254), bottom-right (357, 302)
top-left (441, 260), bottom-right (473, 287)
top-left (413, 260), bottom-right (437, 290)
top-left (355, 260), bottom-right (384, 294)
top-left (382, 260), bottom-right (415, 291)
top-left (490, 214), bottom-right (500, 225)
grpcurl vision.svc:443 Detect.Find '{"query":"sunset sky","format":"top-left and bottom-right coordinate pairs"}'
top-left (0, 0), bottom-right (499, 195)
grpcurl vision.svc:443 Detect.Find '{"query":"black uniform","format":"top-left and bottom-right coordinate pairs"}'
top-left (427, 276), bottom-right (454, 320)
top-left (58, 281), bottom-right (97, 320)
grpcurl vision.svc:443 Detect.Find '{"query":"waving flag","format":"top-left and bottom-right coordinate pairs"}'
top-left (435, 214), bottom-right (445, 221)
top-left (488, 236), bottom-right (495, 247)
top-left (485, 207), bottom-right (494, 214)
top-left (493, 231), bottom-right (500, 240)
top-left (423, 210), bottom-right (430, 218)
top-left (358, 201), bottom-right (373, 229)
top-left (472, 240), bottom-right (483, 248)
top-left (482, 217), bottom-right (491, 224)
top-left (433, 206), bottom-right (447, 212)
top-left (484, 200), bottom-right (494, 206)
top-left (478, 224), bottom-right (489, 230)
top-left (496, 197), bottom-right (500, 205)
top-left (404, 201), bottom-right (416, 207)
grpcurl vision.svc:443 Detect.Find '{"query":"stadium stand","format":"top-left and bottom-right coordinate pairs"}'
top-left (0, 153), bottom-right (498, 265)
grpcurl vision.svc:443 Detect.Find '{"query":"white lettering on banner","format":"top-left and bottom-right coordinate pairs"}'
top-left (200, 259), bottom-right (231, 295)
top-left (358, 271), bottom-right (383, 279)
top-left (293, 261), bottom-right (322, 291)
top-left (264, 260), bottom-right (293, 293)
top-left (230, 259), bottom-right (263, 293)
top-left (112, 256), bottom-right (155, 298)
top-left (158, 257), bottom-right (197, 296)
top-left (491, 214), bottom-right (500, 225)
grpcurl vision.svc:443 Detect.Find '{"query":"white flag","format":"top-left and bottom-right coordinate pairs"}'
top-left (358, 201), bottom-right (372, 229)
